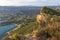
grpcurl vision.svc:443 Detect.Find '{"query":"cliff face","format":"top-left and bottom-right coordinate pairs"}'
top-left (37, 7), bottom-right (60, 24)
top-left (36, 13), bottom-right (51, 24)
top-left (36, 7), bottom-right (60, 40)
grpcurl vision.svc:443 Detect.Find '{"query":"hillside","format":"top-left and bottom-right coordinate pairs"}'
top-left (2, 7), bottom-right (60, 40)
top-left (40, 7), bottom-right (60, 16)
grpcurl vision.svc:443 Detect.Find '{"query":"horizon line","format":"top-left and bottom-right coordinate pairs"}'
top-left (0, 5), bottom-right (60, 7)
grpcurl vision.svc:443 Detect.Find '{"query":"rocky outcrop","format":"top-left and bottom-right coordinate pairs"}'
top-left (36, 7), bottom-right (60, 40)
top-left (36, 7), bottom-right (60, 25)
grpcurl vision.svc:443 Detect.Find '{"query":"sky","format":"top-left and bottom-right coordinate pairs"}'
top-left (0, 0), bottom-right (60, 6)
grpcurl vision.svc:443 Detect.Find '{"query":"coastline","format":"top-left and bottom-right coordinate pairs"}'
top-left (2, 24), bottom-right (21, 40)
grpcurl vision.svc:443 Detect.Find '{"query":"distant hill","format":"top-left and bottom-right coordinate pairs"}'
top-left (0, 6), bottom-right (59, 16)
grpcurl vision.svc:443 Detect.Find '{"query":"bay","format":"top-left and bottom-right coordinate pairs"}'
top-left (0, 24), bottom-right (16, 40)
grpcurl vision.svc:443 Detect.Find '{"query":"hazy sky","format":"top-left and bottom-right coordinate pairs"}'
top-left (0, 0), bottom-right (60, 6)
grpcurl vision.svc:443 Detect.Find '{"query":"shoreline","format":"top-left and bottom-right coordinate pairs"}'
top-left (2, 24), bottom-right (21, 40)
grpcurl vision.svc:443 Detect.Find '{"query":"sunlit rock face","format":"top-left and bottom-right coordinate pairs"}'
top-left (36, 13), bottom-right (51, 24)
top-left (56, 7), bottom-right (60, 12)
top-left (36, 14), bottom-right (42, 23)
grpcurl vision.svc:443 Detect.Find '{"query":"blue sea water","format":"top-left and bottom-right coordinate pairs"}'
top-left (0, 24), bottom-right (16, 40)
